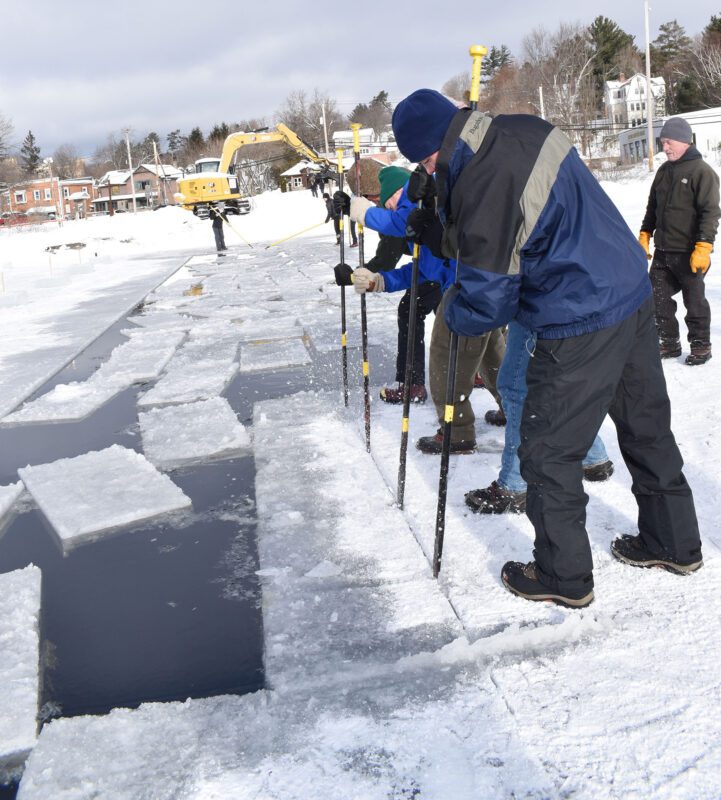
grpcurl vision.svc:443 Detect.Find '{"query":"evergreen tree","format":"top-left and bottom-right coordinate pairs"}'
top-left (187, 127), bottom-right (205, 150)
top-left (651, 20), bottom-right (693, 113)
top-left (482, 45), bottom-right (514, 79)
top-left (20, 130), bottom-right (41, 176)
top-left (209, 122), bottom-right (231, 141)
top-left (589, 16), bottom-right (638, 110)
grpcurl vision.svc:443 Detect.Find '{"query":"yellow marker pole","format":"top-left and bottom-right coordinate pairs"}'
top-left (433, 44), bottom-right (487, 578)
top-left (351, 124), bottom-right (371, 452)
top-left (337, 147), bottom-right (349, 407)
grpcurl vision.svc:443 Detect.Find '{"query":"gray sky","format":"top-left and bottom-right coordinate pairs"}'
top-left (0, 0), bottom-right (716, 158)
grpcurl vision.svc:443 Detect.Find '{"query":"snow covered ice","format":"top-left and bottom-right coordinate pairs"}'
top-left (0, 482), bottom-right (24, 535)
top-left (139, 397), bottom-right (250, 467)
top-left (0, 566), bottom-right (41, 784)
top-left (18, 445), bottom-right (191, 550)
top-left (3, 184), bottom-right (721, 798)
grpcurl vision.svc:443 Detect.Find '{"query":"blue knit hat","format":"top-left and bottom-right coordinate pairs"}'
top-left (392, 89), bottom-right (458, 162)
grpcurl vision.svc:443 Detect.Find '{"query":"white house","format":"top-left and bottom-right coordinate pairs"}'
top-left (331, 126), bottom-right (396, 156)
top-left (605, 73), bottom-right (666, 132)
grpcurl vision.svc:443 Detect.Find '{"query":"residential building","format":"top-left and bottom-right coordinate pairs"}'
top-left (92, 163), bottom-right (181, 213)
top-left (604, 73), bottom-right (666, 132)
top-left (2, 175), bottom-right (94, 218)
top-left (331, 126), bottom-right (397, 156)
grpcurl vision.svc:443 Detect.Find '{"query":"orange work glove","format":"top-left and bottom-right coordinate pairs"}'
top-left (638, 231), bottom-right (652, 260)
top-left (690, 242), bottom-right (713, 274)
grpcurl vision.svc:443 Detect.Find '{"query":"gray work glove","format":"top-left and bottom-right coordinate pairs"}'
top-left (353, 267), bottom-right (384, 294)
top-left (350, 196), bottom-right (375, 226)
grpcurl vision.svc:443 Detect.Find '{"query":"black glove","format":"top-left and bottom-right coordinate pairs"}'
top-left (333, 190), bottom-right (351, 215)
top-left (405, 208), bottom-right (445, 259)
top-left (333, 262), bottom-right (354, 286)
top-left (406, 167), bottom-right (436, 205)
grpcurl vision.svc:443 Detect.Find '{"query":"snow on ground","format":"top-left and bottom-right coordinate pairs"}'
top-left (18, 445), bottom-right (192, 550)
top-left (4, 181), bottom-right (721, 797)
top-left (0, 566), bottom-right (41, 784)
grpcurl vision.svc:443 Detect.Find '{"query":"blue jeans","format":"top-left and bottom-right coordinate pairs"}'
top-left (497, 321), bottom-right (609, 492)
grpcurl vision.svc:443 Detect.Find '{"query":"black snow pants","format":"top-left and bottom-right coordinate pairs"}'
top-left (395, 281), bottom-right (443, 385)
top-left (518, 297), bottom-right (701, 595)
top-left (650, 249), bottom-right (711, 345)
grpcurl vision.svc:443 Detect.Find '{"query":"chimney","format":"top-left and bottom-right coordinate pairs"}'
top-left (619, 72), bottom-right (626, 82)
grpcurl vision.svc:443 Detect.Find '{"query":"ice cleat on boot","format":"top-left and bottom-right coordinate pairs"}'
top-left (583, 460), bottom-right (614, 482)
top-left (465, 481), bottom-right (526, 514)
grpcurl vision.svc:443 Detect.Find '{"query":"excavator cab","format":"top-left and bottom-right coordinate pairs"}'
top-left (194, 157), bottom-right (222, 174)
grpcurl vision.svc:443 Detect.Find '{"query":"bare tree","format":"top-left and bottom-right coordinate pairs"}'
top-left (483, 65), bottom-right (536, 115)
top-left (275, 89), bottom-right (346, 151)
top-left (52, 143), bottom-right (85, 179)
top-left (692, 33), bottom-right (721, 106)
top-left (521, 23), bottom-right (596, 133)
top-left (0, 112), bottom-right (13, 161)
top-left (441, 72), bottom-right (470, 103)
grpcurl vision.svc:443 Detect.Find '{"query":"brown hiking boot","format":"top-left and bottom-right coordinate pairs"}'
top-left (416, 429), bottom-right (476, 455)
top-left (379, 383), bottom-right (427, 404)
top-left (686, 342), bottom-right (712, 366)
top-left (659, 338), bottom-right (682, 359)
top-left (465, 481), bottom-right (526, 514)
top-left (611, 534), bottom-right (703, 575)
top-left (501, 561), bottom-right (594, 608)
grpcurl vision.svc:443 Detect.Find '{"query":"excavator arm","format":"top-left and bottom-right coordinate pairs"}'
top-left (218, 124), bottom-right (334, 174)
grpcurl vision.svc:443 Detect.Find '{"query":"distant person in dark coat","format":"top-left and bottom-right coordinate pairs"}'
top-left (324, 192), bottom-right (340, 244)
top-left (211, 204), bottom-right (227, 253)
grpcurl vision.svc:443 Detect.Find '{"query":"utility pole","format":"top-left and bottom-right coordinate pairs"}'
top-left (538, 86), bottom-right (546, 120)
top-left (321, 102), bottom-right (330, 156)
top-left (124, 128), bottom-right (138, 213)
top-left (152, 139), bottom-right (168, 205)
top-left (644, 0), bottom-right (655, 172)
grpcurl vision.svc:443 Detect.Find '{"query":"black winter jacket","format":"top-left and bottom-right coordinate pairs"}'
top-left (641, 146), bottom-right (720, 252)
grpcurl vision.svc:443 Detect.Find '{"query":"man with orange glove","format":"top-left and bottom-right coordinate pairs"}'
top-left (640, 117), bottom-right (720, 365)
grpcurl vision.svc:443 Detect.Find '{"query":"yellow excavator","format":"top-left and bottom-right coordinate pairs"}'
top-left (174, 123), bottom-right (334, 217)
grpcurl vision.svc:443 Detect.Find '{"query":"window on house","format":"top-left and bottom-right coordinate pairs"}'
top-left (63, 188), bottom-right (70, 198)
top-left (15, 191), bottom-right (26, 204)
top-left (44, 188), bottom-right (52, 200)
top-left (33, 190), bottom-right (41, 201)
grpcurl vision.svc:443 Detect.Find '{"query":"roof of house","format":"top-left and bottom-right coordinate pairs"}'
top-left (136, 163), bottom-right (182, 179)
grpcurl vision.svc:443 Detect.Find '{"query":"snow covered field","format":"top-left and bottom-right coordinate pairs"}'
top-left (2, 174), bottom-right (721, 798)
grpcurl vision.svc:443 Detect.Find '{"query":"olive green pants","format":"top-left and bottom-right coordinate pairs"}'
top-left (428, 293), bottom-right (506, 444)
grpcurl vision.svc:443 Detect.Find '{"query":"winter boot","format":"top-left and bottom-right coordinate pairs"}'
top-left (379, 383), bottom-right (427, 404)
top-left (685, 342), bottom-right (712, 366)
top-left (583, 460), bottom-right (614, 482)
top-left (416, 429), bottom-right (476, 455)
top-left (610, 534), bottom-right (703, 575)
top-left (465, 481), bottom-right (526, 514)
top-left (659, 338), bottom-right (682, 359)
top-left (501, 561), bottom-right (594, 608)
top-left (484, 408), bottom-right (507, 426)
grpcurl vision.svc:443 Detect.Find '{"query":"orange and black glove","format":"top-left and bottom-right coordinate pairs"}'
top-left (638, 231), bottom-right (652, 260)
top-left (690, 242), bottom-right (713, 274)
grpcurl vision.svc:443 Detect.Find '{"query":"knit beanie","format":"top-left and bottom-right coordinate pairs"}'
top-left (392, 89), bottom-right (458, 162)
top-left (659, 117), bottom-right (693, 144)
top-left (378, 166), bottom-right (411, 207)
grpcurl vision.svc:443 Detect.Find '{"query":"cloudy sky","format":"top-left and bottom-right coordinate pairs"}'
top-left (0, 0), bottom-right (716, 159)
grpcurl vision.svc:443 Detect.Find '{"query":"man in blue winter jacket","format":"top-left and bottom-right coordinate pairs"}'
top-left (392, 89), bottom-right (703, 608)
